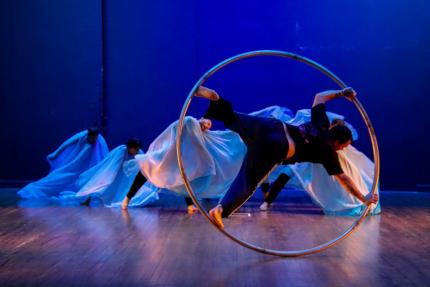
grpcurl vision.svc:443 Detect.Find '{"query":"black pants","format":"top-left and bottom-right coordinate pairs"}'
top-left (184, 197), bottom-right (193, 206)
top-left (204, 98), bottom-right (289, 217)
top-left (127, 172), bottom-right (194, 206)
top-left (261, 182), bottom-right (270, 194)
top-left (264, 173), bottom-right (291, 204)
top-left (126, 172), bottom-right (147, 199)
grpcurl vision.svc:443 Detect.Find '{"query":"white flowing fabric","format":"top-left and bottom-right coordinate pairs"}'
top-left (59, 146), bottom-right (159, 207)
top-left (53, 109), bottom-right (377, 215)
top-left (251, 106), bottom-right (380, 215)
top-left (18, 131), bottom-right (109, 199)
top-left (250, 106), bottom-right (359, 140)
top-left (135, 116), bottom-right (247, 199)
top-left (133, 108), bottom-right (379, 215)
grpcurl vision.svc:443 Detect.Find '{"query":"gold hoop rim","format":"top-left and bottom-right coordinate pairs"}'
top-left (175, 50), bottom-right (380, 257)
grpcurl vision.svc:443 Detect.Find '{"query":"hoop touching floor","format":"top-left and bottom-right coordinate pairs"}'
top-left (176, 50), bottom-right (380, 257)
top-left (2, 3), bottom-right (430, 285)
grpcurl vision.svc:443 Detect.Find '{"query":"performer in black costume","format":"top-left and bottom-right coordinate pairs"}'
top-left (259, 119), bottom-right (351, 211)
top-left (195, 86), bottom-right (378, 228)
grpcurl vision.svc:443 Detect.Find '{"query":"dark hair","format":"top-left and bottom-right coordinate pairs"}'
top-left (329, 124), bottom-right (352, 144)
top-left (87, 127), bottom-right (100, 137)
top-left (331, 118), bottom-right (345, 127)
top-left (126, 138), bottom-right (141, 149)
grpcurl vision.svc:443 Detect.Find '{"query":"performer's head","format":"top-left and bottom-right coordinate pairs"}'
top-left (87, 127), bottom-right (100, 144)
top-left (126, 138), bottom-right (141, 156)
top-left (329, 123), bottom-right (353, 151)
top-left (330, 118), bottom-right (345, 128)
top-left (199, 118), bottom-right (212, 132)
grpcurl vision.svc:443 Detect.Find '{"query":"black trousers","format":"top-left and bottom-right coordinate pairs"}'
top-left (261, 182), bottom-right (270, 194)
top-left (126, 172), bottom-right (194, 206)
top-left (264, 173), bottom-right (291, 204)
top-left (126, 172), bottom-right (147, 199)
top-left (204, 98), bottom-right (289, 217)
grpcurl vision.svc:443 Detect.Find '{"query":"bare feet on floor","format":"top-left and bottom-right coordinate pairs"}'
top-left (187, 205), bottom-right (198, 215)
top-left (121, 197), bottom-right (130, 210)
top-left (194, 86), bottom-right (220, 101)
top-left (209, 204), bottom-right (224, 229)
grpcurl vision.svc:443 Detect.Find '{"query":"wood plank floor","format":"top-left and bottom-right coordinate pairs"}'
top-left (0, 190), bottom-right (429, 287)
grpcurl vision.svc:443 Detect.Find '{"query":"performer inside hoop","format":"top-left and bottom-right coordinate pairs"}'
top-left (194, 86), bottom-right (378, 228)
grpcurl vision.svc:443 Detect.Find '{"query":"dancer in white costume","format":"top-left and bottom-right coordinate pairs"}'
top-left (118, 99), bottom-right (379, 217)
top-left (121, 117), bottom-right (247, 211)
top-left (251, 106), bottom-right (381, 215)
top-left (18, 127), bottom-right (108, 199)
top-left (59, 138), bottom-right (159, 208)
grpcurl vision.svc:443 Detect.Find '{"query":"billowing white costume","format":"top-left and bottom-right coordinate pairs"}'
top-left (251, 106), bottom-right (381, 215)
top-left (135, 116), bottom-right (247, 199)
top-left (134, 111), bottom-right (380, 216)
top-left (58, 117), bottom-right (246, 207)
top-left (18, 130), bottom-right (108, 199)
top-left (58, 145), bottom-right (159, 207)
top-left (51, 110), bottom-right (380, 216)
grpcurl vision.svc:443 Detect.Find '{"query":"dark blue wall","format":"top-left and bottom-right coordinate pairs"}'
top-left (0, 0), bottom-right (102, 180)
top-left (1, 1), bottom-right (429, 190)
top-left (103, 1), bottom-right (199, 151)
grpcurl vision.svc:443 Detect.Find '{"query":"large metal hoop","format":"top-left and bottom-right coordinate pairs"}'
top-left (175, 50), bottom-right (380, 257)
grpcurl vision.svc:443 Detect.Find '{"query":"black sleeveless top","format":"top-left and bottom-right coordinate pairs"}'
top-left (283, 104), bottom-right (343, 176)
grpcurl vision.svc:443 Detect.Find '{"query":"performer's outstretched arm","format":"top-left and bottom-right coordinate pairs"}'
top-left (312, 88), bottom-right (357, 107)
top-left (335, 173), bottom-right (378, 205)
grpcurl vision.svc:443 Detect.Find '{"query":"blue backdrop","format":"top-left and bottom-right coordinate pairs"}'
top-left (1, 1), bottom-right (429, 190)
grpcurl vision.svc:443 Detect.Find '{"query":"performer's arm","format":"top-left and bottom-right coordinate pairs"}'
top-left (312, 88), bottom-right (357, 107)
top-left (335, 173), bottom-right (378, 205)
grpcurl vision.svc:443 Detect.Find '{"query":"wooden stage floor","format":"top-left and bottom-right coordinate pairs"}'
top-left (0, 189), bottom-right (429, 287)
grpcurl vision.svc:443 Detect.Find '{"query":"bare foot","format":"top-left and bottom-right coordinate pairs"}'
top-left (194, 86), bottom-right (220, 101)
top-left (209, 205), bottom-right (224, 229)
top-left (121, 209), bottom-right (131, 224)
top-left (121, 197), bottom-right (130, 210)
top-left (187, 205), bottom-right (198, 215)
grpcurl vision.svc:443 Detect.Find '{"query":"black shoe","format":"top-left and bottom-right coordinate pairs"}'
top-left (80, 197), bottom-right (91, 206)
